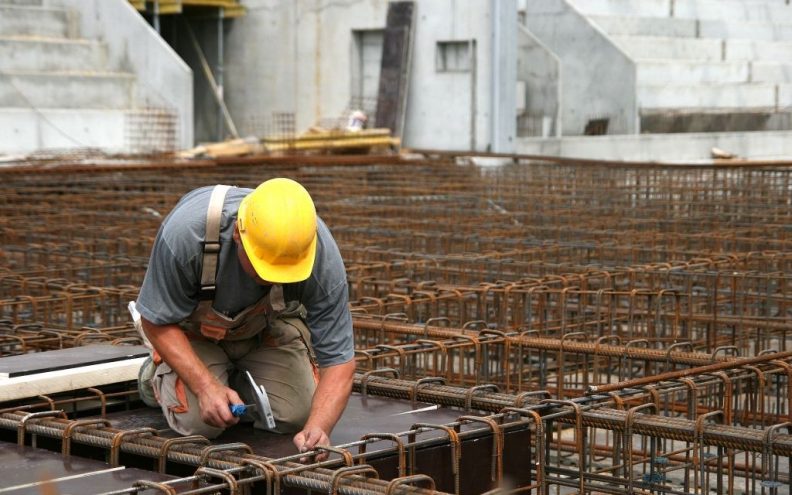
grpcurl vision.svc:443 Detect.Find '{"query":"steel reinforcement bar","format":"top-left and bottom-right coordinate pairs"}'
top-left (351, 372), bottom-right (792, 456)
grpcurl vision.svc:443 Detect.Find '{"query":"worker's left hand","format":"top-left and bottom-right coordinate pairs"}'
top-left (293, 426), bottom-right (330, 462)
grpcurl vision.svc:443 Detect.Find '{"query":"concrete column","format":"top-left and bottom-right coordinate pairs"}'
top-left (490, 0), bottom-right (517, 153)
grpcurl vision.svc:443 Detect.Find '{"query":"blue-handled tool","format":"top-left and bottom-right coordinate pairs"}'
top-left (230, 403), bottom-right (251, 417)
top-left (227, 371), bottom-right (276, 430)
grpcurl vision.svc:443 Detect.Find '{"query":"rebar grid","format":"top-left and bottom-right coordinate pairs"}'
top-left (1, 157), bottom-right (791, 494)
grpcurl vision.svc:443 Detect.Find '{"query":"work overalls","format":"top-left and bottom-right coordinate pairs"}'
top-left (147, 185), bottom-right (318, 439)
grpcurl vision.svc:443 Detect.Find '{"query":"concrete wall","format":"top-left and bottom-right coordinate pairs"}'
top-left (524, 0), bottom-right (637, 135)
top-left (223, 0), bottom-right (389, 140)
top-left (52, 0), bottom-right (193, 149)
top-left (516, 25), bottom-right (561, 137)
top-left (0, 109), bottom-right (126, 155)
top-left (221, 0), bottom-right (517, 152)
top-left (515, 130), bottom-right (792, 162)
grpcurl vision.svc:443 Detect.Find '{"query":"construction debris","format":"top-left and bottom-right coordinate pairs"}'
top-left (265, 128), bottom-right (400, 154)
top-left (177, 136), bottom-right (263, 159)
top-left (177, 128), bottom-right (399, 159)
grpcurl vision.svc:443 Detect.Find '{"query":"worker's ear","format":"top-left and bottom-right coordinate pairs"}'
top-left (232, 223), bottom-right (241, 243)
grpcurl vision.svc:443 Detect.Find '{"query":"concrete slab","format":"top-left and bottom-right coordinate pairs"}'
top-left (778, 83), bottom-right (792, 108)
top-left (515, 130), bottom-right (792, 162)
top-left (0, 108), bottom-right (127, 155)
top-left (0, 0), bottom-right (43, 5)
top-left (0, 6), bottom-right (71, 38)
top-left (752, 61), bottom-right (792, 83)
top-left (636, 60), bottom-right (749, 85)
top-left (589, 15), bottom-right (696, 38)
top-left (0, 36), bottom-right (106, 72)
top-left (611, 35), bottom-right (722, 60)
top-left (638, 83), bottom-right (777, 109)
top-left (0, 72), bottom-right (134, 109)
top-left (726, 39), bottom-right (792, 62)
top-left (699, 20), bottom-right (792, 42)
top-left (674, 0), bottom-right (792, 23)
top-left (567, 0), bottom-right (671, 17)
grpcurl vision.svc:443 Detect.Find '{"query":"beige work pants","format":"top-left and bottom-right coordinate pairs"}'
top-left (151, 314), bottom-right (317, 438)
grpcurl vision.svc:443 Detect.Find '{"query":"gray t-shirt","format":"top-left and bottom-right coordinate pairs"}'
top-left (136, 185), bottom-right (354, 367)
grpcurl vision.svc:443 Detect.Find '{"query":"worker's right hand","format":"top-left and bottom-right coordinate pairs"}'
top-left (197, 381), bottom-right (242, 429)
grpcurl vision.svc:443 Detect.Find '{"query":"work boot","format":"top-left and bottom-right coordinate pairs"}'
top-left (137, 356), bottom-right (159, 408)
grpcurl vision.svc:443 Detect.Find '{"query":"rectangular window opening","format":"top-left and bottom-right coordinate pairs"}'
top-left (436, 41), bottom-right (472, 73)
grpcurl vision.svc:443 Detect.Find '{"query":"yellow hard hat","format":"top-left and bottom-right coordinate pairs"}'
top-left (237, 178), bottom-right (317, 283)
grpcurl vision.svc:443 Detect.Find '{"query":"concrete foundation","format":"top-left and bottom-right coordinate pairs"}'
top-left (515, 130), bottom-right (792, 162)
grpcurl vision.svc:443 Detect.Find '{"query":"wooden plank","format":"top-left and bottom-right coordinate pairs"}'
top-left (0, 345), bottom-right (148, 378)
top-left (0, 357), bottom-right (146, 402)
top-left (374, 1), bottom-right (415, 138)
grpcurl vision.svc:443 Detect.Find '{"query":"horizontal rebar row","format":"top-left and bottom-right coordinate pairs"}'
top-left (1, 156), bottom-right (792, 494)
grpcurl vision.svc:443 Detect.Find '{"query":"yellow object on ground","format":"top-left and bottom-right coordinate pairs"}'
top-left (264, 128), bottom-right (400, 153)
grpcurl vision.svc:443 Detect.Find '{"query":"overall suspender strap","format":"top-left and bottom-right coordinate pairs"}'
top-left (199, 185), bottom-right (232, 296)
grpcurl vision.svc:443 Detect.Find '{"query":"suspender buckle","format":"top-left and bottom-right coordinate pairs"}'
top-left (198, 285), bottom-right (216, 301)
top-left (203, 241), bottom-right (221, 254)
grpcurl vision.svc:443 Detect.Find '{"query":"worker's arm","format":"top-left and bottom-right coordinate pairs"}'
top-left (292, 358), bottom-right (356, 457)
top-left (141, 317), bottom-right (241, 429)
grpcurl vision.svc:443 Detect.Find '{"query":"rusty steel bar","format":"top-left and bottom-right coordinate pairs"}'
top-left (587, 350), bottom-right (792, 394)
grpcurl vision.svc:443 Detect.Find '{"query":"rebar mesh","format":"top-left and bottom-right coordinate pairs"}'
top-left (1, 155), bottom-right (791, 494)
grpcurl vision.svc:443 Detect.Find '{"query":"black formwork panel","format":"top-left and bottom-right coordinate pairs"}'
top-left (0, 442), bottom-right (177, 494)
top-left (104, 393), bottom-right (531, 494)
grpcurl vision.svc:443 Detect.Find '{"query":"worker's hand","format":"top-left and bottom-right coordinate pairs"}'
top-left (197, 381), bottom-right (241, 429)
top-left (293, 426), bottom-right (331, 463)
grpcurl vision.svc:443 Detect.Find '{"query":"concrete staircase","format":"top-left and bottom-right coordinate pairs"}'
top-left (568, 0), bottom-right (792, 133)
top-left (0, 0), bottom-right (189, 156)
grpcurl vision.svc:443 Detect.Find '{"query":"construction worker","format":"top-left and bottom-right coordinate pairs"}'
top-left (134, 178), bottom-right (355, 456)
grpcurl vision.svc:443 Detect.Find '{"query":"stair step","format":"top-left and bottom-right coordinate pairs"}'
top-left (638, 83), bottom-right (783, 110)
top-left (591, 16), bottom-right (792, 43)
top-left (699, 20), bottom-right (792, 42)
top-left (0, 36), bottom-right (107, 72)
top-left (0, 72), bottom-right (135, 109)
top-left (636, 61), bottom-right (750, 85)
top-left (0, 0), bottom-right (43, 6)
top-left (612, 35), bottom-right (722, 60)
top-left (0, 6), bottom-right (73, 39)
top-left (753, 62), bottom-right (792, 83)
top-left (636, 61), bottom-right (792, 85)
top-left (589, 15), bottom-right (697, 38)
top-left (570, 0), bottom-right (792, 22)
top-left (640, 108), bottom-right (792, 133)
top-left (568, 0), bottom-right (671, 18)
top-left (613, 36), bottom-right (792, 63)
top-left (674, 0), bottom-right (792, 23)
top-left (726, 39), bottom-right (792, 62)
